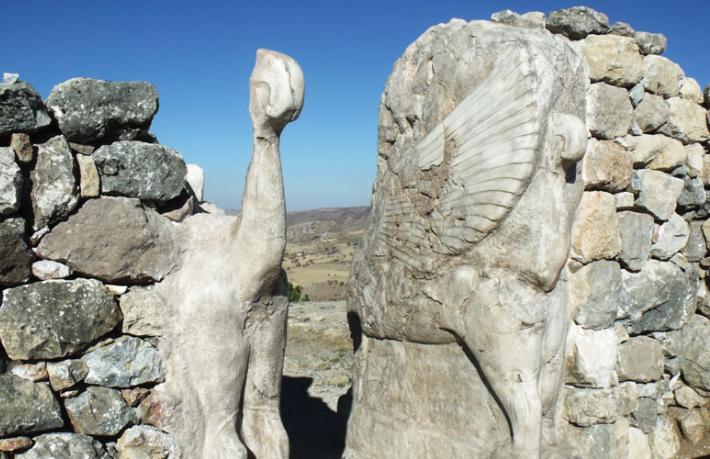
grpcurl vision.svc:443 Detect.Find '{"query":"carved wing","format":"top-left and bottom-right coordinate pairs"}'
top-left (376, 49), bottom-right (543, 267)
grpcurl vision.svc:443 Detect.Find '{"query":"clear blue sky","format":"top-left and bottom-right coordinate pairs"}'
top-left (5, 1), bottom-right (709, 210)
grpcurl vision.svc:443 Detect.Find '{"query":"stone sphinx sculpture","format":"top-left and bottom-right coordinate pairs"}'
top-left (151, 49), bottom-right (304, 458)
top-left (345, 20), bottom-right (588, 458)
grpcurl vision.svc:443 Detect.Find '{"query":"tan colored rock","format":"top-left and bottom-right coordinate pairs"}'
top-left (679, 77), bottom-right (705, 104)
top-left (658, 97), bottom-right (710, 144)
top-left (579, 34), bottom-right (643, 87)
top-left (677, 409), bottom-right (705, 444)
top-left (8, 362), bottom-right (48, 382)
top-left (587, 83), bottom-right (633, 139)
top-left (685, 143), bottom-right (705, 177)
top-left (75, 154), bottom-right (100, 198)
top-left (703, 155), bottom-right (710, 186)
top-left (634, 93), bottom-right (668, 133)
top-left (10, 133), bottom-right (33, 163)
top-left (674, 384), bottom-right (706, 409)
top-left (648, 416), bottom-right (680, 459)
top-left (582, 139), bottom-right (633, 191)
top-left (642, 55), bottom-right (683, 97)
top-left (620, 134), bottom-right (686, 169)
top-left (617, 336), bottom-right (664, 382)
top-left (571, 191), bottom-right (622, 264)
top-left (117, 425), bottom-right (177, 459)
top-left (0, 437), bottom-right (32, 453)
top-left (630, 170), bottom-right (684, 220)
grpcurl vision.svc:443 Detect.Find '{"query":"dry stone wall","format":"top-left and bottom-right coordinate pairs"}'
top-left (346, 6), bottom-right (709, 459)
top-left (0, 74), bottom-right (205, 458)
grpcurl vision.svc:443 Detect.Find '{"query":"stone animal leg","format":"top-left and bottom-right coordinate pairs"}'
top-left (240, 275), bottom-right (290, 459)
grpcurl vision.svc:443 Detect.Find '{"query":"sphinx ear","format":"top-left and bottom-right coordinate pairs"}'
top-left (548, 112), bottom-right (588, 164)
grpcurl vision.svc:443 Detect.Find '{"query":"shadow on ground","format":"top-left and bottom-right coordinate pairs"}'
top-left (281, 376), bottom-right (351, 459)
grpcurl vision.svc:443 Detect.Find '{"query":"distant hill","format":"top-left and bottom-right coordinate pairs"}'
top-left (286, 206), bottom-right (370, 243)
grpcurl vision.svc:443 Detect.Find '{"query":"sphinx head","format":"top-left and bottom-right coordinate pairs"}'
top-left (249, 49), bottom-right (305, 136)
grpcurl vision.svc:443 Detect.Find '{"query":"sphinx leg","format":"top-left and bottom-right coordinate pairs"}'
top-left (240, 274), bottom-right (290, 459)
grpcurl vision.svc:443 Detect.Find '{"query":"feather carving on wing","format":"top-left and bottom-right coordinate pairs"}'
top-left (375, 48), bottom-right (543, 270)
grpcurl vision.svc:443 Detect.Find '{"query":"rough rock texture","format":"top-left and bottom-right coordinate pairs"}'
top-left (0, 218), bottom-right (34, 286)
top-left (31, 259), bottom-right (72, 280)
top-left (617, 336), bottom-right (665, 382)
top-left (630, 170), bottom-right (684, 220)
top-left (14, 433), bottom-right (109, 459)
top-left (81, 336), bottom-right (163, 388)
top-left (680, 314), bottom-right (710, 392)
top-left (117, 426), bottom-right (177, 459)
top-left (569, 260), bottom-right (622, 329)
top-left (30, 136), bottom-right (79, 229)
top-left (581, 140), bottom-right (633, 192)
top-left (648, 416), bottom-right (680, 459)
top-left (634, 93), bottom-right (669, 133)
top-left (490, 10), bottom-right (545, 29)
top-left (642, 55), bottom-right (683, 97)
top-left (0, 279), bottom-right (121, 360)
top-left (0, 147), bottom-right (21, 215)
top-left (651, 213), bottom-right (689, 260)
top-left (37, 197), bottom-right (178, 283)
top-left (46, 78), bottom-right (158, 143)
top-left (546, 6), bottom-right (609, 39)
top-left (119, 286), bottom-right (166, 336)
top-left (578, 34), bottom-right (642, 87)
top-left (93, 141), bottom-right (186, 202)
top-left (658, 97), bottom-right (710, 144)
top-left (571, 192), bottom-right (622, 264)
top-left (586, 83), bottom-right (634, 139)
top-left (567, 327), bottom-right (618, 388)
top-left (617, 212), bottom-right (654, 271)
top-left (622, 134), bottom-right (686, 170)
top-left (11, 133), bottom-right (33, 163)
top-left (0, 81), bottom-right (52, 137)
top-left (563, 383), bottom-right (638, 426)
top-left (634, 32), bottom-right (667, 55)
top-left (46, 360), bottom-right (88, 391)
top-left (0, 373), bottom-right (64, 437)
top-left (64, 387), bottom-right (137, 436)
top-left (76, 154), bottom-right (100, 198)
top-left (346, 18), bottom-right (588, 459)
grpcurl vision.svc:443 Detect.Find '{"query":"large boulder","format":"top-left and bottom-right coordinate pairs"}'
top-left (120, 285), bottom-right (168, 336)
top-left (93, 141), bottom-right (186, 202)
top-left (577, 34), bottom-right (643, 87)
top-left (571, 191), bottom-right (622, 264)
top-left (650, 213), bottom-right (689, 260)
top-left (586, 83), bottom-right (633, 139)
top-left (616, 336), bottom-right (665, 382)
top-left (680, 314), bottom-right (710, 392)
top-left (630, 170), bottom-right (684, 221)
top-left (0, 218), bottom-right (34, 286)
top-left (0, 81), bottom-right (51, 137)
top-left (0, 373), bottom-right (64, 437)
top-left (30, 136), bottom-right (79, 229)
top-left (64, 387), bottom-right (137, 436)
top-left (617, 212), bottom-right (654, 271)
top-left (37, 197), bottom-right (178, 283)
top-left (0, 147), bottom-right (21, 215)
top-left (81, 336), bottom-right (163, 388)
top-left (0, 279), bottom-right (121, 360)
top-left (567, 327), bottom-right (618, 388)
top-left (641, 55), bottom-right (683, 97)
top-left (581, 139), bottom-right (633, 192)
top-left (569, 260), bottom-right (622, 329)
top-left (546, 6), bottom-right (609, 39)
top-left (658, 97), bottom-right (710, 144)
top-left (563, 383), bottom-right (638, 426)
top-left (46, 78), bottom-right (158, 143)
top-left (14, 433), bottom-right (110, 459)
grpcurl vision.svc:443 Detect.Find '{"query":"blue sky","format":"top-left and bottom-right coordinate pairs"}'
top-left (6, 1), bottom-right (709, 210)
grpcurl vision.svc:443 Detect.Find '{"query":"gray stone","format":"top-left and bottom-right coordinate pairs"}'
top-left (560, 421), bottom-right (629, 459)
top-left (630, 170), bottom-right (684, 221)
top-left (0, 147), bottom-right (21, 215)
top-left (648, 416), bottom-right (680, 459)
top-left (685, 143), bottom-right (704, 178)
top-left (37, 197), bottom-right (178, 284)
top-left (609, 21), bottom-right (634, 37)
top-left (634, 93), bottom-right (668, 133)
top-left (683, 221), bottom-right (706, 262)
top-left (30, 136), bottom-right (79, 229)
top-left (571, 191), bottom-right (622, 264)
top-left (0, 81), bottom-right (51, 137)
top-left (628, 427), bottom-right (652, 459)
top-left (634, 32), bottom-right (667, 55)
top-left (76, 153), bottom-right (100, 198)
top-left (490, 10), bottom-right (545, 29)
top-left (678, 176), bottom-right (706, 208)
top-left (631, 397), bottom-right (663, 433)
top-left (581, 139), bottom-right (633, 192)
top-left (567, 326), bottom-right (618, 388)
top-left (642, 55), bottom-right (683, 97)
top-left (578, 34), bottom-right (643, 87)
top-left (82, 336), bottom-right (163, 388)
top-left (570, 261), bottom-right (622, 329)
top-left (546, 6), bottom-right (609, 39)
top-left (0, 373), bottom-right (64, 437)
top-left (618, 212), bottom-right (654, 271)
top-left (563, 383), bottom-right (638, 426)
top-left (120, 286), bottom-right (167, 336)
top-left (620, 260), bottom-right (686, 320)
top-left (614, 192), bottom-right (635, 210)
top-left (116, 425), bottom-right (178, 459)
top-left (65, 387), bottom-right (137, 436)
top-left (658, 97), bottom-right (710, 144)
top-left (10, 132), bottom-right (33, 163)
top-left (651, 213), bottom-right (690, 260)
top-left (46, 360), bottom-right (89, 391)
top-left (628, 83), bottom-right (645, 106)
top-left (14, 433), bottom-right (109, 459)
top-left (617, 337), bottom-right (665, 382)
top-left (675, 384), bottom-right (706, 409)
top-left (680, 314), bottom-right (710, 392)
top-left (0, 279), bottom-right (120, 360)
top-left (586, 83), bottom-right (634, 139)
top-left (0, 217), bottom-right (33, 286)
top-left (94, 141), bottom-right (186, 202)
top-left (31, 259), bottom-right (72, 280)
top-left (46, 78), bottom-right (158, 143)
top-left (677, 409), bottom-right (705, 444)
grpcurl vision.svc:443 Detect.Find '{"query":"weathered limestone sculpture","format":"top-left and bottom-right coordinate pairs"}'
top-left (151, 49), bottom-right (304, 458)
top-left (345, 20), bottom-right (588, 458)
